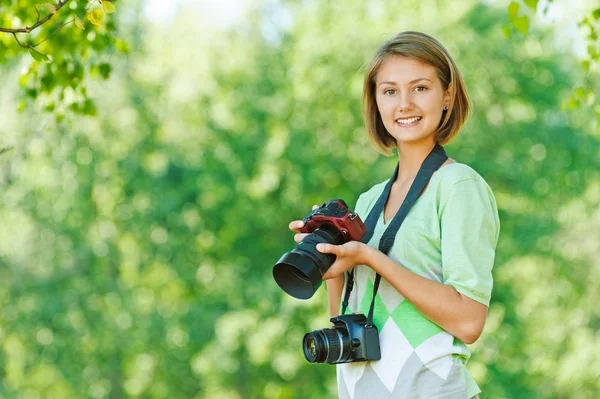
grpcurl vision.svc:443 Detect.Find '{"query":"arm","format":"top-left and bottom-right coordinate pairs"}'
top-left (363, 247), bottom-right (487, 344)
top-left (319, 243), bottom-right (486, 344)
top-left (325, 276), bottom-right (344, 318)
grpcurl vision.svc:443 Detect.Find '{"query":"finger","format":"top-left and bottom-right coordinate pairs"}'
top-left (288, 220), bottom-right (304, 232)
top-left (322, 263), bottom-right (341, 280)
top-left (294, 233), bottom-right (310, 243)
top-left (316, 243), bottom-right (337, 254)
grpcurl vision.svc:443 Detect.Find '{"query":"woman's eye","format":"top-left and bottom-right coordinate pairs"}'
top-left (414, 86), bottom-right (428, 92)
top-left (383, 88), bottom-right (396, 95)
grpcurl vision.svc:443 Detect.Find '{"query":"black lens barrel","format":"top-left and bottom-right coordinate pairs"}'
top-left (273, 224), bottom-right (345, 299)
top-left (302, 327), bottom-right (350, 364)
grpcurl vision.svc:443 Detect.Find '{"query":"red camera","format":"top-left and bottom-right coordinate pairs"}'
top-left (301, 199), bottom-right (366, 242)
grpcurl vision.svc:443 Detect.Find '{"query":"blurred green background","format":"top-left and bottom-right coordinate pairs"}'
top-left (0, 0), bottom-right (599, 398)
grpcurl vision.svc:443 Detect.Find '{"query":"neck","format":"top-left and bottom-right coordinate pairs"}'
top-left (396, 141), bottom-right (437, 181)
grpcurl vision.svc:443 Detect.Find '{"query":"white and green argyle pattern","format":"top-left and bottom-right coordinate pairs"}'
top-left (337, 271), bottom-right (474, 399)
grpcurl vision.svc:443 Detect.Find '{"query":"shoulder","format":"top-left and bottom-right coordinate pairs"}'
top-left (354, 179), bottom-right (389, 217)
top-left (432, 163), bottom-right (499, 219)
top-left (430, 162), bottom-right (497, 204)
top-left (431, 163), bottom-right (495, 196)
top-left (434, 162), bottom-right (487, 185)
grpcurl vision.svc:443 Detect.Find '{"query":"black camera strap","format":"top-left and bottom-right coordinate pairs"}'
top-left (341, 145), bottom-right (448, 327)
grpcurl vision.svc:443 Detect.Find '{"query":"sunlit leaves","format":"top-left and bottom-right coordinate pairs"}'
top-left (28, 47), bottom-right (50, 62)
top-left (523, 0), bottom-right (538, 13)
top-left (0, 0), bottom-right (121, 117)
top-left (41, 2), bottom-right (57, 14)
top-left (74, 16), bottom-right (85, 30)
top-left (504, 1), bottom-right (600, 134)
top-left (508, 2), bottom-right (520, 20)
top-left (502, 25), bottom-right (512, 39)
top-left (512, 15), bottom-right (529, 36)
top-left (505, 2), bottom-right (529, 37)
top-left (102, 1), bottom-right (116, 14)
top-left (89, 1), bottom-right (117, 26)
top-left (87, 9), bottom-right (104, 26)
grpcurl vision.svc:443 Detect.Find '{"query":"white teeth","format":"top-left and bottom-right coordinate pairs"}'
top-left (396, 116), bottom-right (421, 124)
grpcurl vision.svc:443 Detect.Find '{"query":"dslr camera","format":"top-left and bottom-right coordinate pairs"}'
top-left (303, 313), bottom-right (381, 364)
top-left (273, 199), bottom-right (381, 365)
top-left (272, 199), bottom-right (366, 299)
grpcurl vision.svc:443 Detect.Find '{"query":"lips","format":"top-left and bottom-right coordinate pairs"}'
top-left (395, 116), bottom-right (422, 125)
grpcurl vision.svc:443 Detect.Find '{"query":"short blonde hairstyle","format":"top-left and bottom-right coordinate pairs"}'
top-left (362, 31), bottom-right (471, 155)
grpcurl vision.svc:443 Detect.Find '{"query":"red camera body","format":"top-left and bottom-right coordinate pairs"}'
top-left (301, 199), bottom-right (366, 242)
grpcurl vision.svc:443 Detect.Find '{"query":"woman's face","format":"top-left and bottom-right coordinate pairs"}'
top-left (375, 55), bottom-right (450, 147)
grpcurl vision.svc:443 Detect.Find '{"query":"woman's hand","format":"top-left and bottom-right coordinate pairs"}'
top-left (317, 241), bottom-right (373, 280)
top-left (288, 203), bottom-right (351, 316)
top-left (288, 204), bottom-right (319, 243)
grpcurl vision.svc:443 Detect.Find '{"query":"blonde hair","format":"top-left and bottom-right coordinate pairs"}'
top-left (362, 31), bottom-right (471, 155)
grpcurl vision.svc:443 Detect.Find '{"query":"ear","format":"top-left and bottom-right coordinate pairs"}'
top-left (444, 83), bottom-right (452, 107)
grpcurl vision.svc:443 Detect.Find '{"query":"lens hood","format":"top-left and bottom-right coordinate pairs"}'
top-left (273, 251), bottom-right (323, 299)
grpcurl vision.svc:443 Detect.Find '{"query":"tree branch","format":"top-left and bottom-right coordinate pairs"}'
top-left (0, 1), bottom-right (72, 34)
top-left (11, 33), bottom-right (27, 48)
top-left (31, 0), bottom-right (100, 48)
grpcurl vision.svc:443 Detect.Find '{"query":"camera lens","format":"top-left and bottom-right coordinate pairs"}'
top-left (303, 327), bottom-right (350, 364)
top-left (305, 335), bottom-right (318, 359)
top-left (273, 224), bottom-right (345, 299)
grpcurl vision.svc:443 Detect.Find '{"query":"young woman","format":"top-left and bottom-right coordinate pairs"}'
top-left (290, 31), bottom-right (499, 398)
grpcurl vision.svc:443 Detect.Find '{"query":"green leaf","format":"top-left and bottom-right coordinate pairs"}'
top-left (41, 73), bottom-right (55, 90)
top-left (18, 74), bottom-right (29, 88)
top-left (513, 16), bottom-right (529, 36)
top-left (29, 47), bottom-right (50, 62)
top-left (74, 16), bottom-right (85, 30)
top-left (582, 60), bottom-right (590, 71)
top-left (592, 8), bottom-right (600, 20)
top-left (502, 25), bottom-right (512, 39)
top-left (42, 3), bottom-right (56, 14)
top-left (115, 39), bottom-right (130, 54)
top-left (508, 2), bottom-right (520, 21)
top-left (98, 63), bottom-right (112, 79)
top-left (524, 0), bottom-right (538, 12)
top-left (82, 99), bottom-right (97, 116)
top-left (566, 96), bottom-right (578, 110)
top-left (88, 9), bottom-right (104, 26)
top-left (102, 1), bottom-right (116, 14)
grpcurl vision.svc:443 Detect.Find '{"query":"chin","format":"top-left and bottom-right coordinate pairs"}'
top-left (391, 133), bottom-right (435, 146)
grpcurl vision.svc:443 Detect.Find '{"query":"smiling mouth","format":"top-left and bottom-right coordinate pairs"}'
top-left (395, 116), bottom-right (422, 125)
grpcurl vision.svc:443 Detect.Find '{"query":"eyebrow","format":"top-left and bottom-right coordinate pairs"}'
top-left (377, 78), bottom-right (432, 86)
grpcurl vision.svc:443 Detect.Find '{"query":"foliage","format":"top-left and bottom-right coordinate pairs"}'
top-left (0, 0), bottom-right (599, 398)
top-left (503, 0), bottom-right (600, 126)
top-left (0, 0), bottom-right (123, 119)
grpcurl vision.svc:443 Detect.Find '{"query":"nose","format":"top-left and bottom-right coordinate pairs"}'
top-left (396, 90), bottom-right (414, 113)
